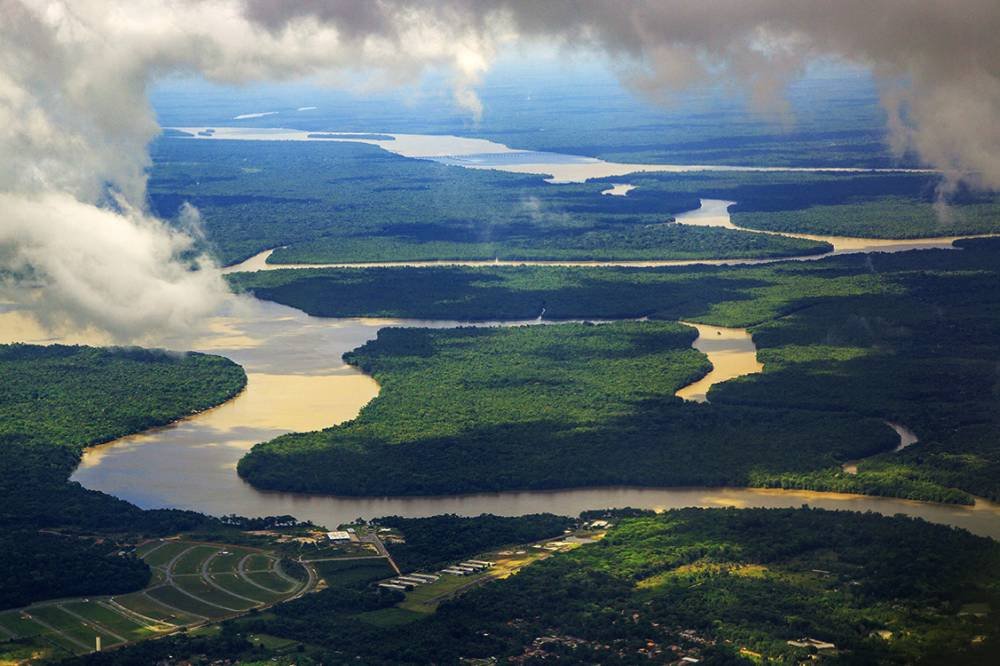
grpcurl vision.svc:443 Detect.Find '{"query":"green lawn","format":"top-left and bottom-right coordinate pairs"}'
top-left (207, 547), bottom-right (258, 574)
top-left (398, 573), bottom-right (486, 613)
top-left (27, 605), bottom-right (123, 650)
top-left (61, 601), bottom-right (158, 642)
top-left (142, 541), bottom-right (195, 569)
top-left (0, 611), bottom-right (46, 638)
top-left (145, 585), bottom-right (228, 620)
top-left (171, 576), bottom-right (258, 612)
top-left (245, 571), bottom-right (297, 594)
top-left (112, 592), bottom-right (202, 626)
top-left (242, 554), bottom-right (274, 572)
top-left (209, 574), bottom-right (285, 604)
top-left (170, 545), bottom-right (219, 576)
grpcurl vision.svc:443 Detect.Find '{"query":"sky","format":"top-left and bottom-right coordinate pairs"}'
top-left (1, 0), bottom-right (997, 340)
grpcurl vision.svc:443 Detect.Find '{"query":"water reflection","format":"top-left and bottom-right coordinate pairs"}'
top-left (173, 127), bottom-right (931, 184)
top-left (675, 322), bottom-right (763, 402)
top-left (224, 200), bottom-right (983, 273)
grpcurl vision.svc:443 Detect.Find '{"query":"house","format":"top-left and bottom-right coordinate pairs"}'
top-left (326, 531), bottom-right (351, 542)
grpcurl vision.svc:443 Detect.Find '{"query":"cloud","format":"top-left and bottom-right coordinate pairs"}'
top-left (241, 0), bottom-right (1000, 185)
top-left (0, 192), bottom-right (226, 341)
top-left (1, 0), bottom-right (998, 340)
top-left (233, 111), bottom-right (280, 120)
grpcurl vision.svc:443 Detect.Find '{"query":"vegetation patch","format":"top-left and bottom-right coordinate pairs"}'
top-left (232, 240), bottom-right (1000, 502)
top-left (150, 139), bottom-right (828, 265)
top-left (239, 321), bottom-right (895, 496)
top-left (0, 345), bottom-right (246, 610)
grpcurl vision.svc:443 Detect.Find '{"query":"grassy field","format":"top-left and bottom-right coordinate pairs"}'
top-left (314, 559), bottom-right (396, 589)
top-left (0, 538), bottom-right (313, 660)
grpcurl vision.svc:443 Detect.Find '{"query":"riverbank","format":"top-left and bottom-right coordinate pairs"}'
top-left (222, 198), bottom-right (987, 273)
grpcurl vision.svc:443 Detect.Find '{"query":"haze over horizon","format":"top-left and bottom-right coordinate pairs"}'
top-left (1, 0), bottom-right (999, 339)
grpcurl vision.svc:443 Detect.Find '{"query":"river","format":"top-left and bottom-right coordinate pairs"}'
top-left (171, 127), bottom-right (932, 184)
top-left (223, 199), bottom-right (983, 273)
top-left (6, 283), bottom-right (999, 538)
top-left (674, 323), bottom-right (763, 403)
top-left (4, 151), bottom-right (999, 538)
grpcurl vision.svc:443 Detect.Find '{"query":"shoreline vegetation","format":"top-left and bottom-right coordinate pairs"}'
top-left (236, 321), bottom-right (901, 499)
top-left (146, 138), bottom-right (1000, 267)
top-left (0, 345), bottom-right (247, 610)
top-left (230, 239), bottom-right (1000, 505)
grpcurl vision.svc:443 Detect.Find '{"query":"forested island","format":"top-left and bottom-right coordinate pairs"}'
top-left (230, 239), bottom-right (1000, 504)
top-left (592, 171), bottom-right (1000, 239)
top-left (238, 321), bottom-right (896, 496)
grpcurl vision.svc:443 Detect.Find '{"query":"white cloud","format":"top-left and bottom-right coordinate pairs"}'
top-left (1, 0), bottom-right (998, 340)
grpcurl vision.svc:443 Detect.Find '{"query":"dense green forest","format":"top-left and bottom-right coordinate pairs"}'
top-left (151, 138), bottom-right (1000, 268)
top-left (371, 514), bottom-right (575, 571)
top-left (0, 344), bottom-right (246, 609)
top-left (149, 139), bottom-right (829, 264)
top-left (0, 532), bottom-right (150, 610)
top-left (590, 171), bottom-right (1000, 238)
top-left (238, 321), bottom-right (896, 496)
top-left (72, 508), bottom-right (1000, 665)
top-left (230, 239), bottom-right (1000, 503)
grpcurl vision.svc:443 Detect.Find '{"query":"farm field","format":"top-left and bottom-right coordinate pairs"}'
top-left (0, 539), bottom-right (314, 660)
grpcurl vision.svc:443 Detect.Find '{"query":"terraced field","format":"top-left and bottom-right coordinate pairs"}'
top-left (0, 539), bottom-right (315, 660)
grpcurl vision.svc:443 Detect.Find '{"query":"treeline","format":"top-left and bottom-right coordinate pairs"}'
top-left (238, 321), bottom-right (897, 496)
top-left (593, 170), bottom-right (1000, 239)
top-left (149, 138), bottom-right (829, 266)
top-left (225, 251), bottom-right (897, 325)
top-left (231, 239), bottom-right (1000, 503)
top-left (0, 531), bottom-right (150, 609)
top-left (0, 344), bottom-right (247, 609)
top-left (374, 513), bottom-right (574, 571)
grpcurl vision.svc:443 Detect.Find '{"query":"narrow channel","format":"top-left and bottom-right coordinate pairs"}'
top-left (3, 176), bottom-right (998, 539)
top-left (675, 322), bottom-right (763, 403)
top-left (222, 200), bottom-right (984, 274)
top-left (4, 296), bottom-right (998, 539)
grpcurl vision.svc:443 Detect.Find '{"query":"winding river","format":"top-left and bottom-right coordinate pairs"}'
top-left (4, 144), bottom-right (1000, 538)
top-left (223, 199), bottom-right (981, 273)
top-left (172, 127), bottom-right (932, 184)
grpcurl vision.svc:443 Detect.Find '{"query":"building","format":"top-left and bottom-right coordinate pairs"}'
top-left (459, 562), bottom-right (488, 571)
top-left (326, 531), bottom-right (351, 542)
top-left (787, 638), bottom-right (836, 650)
top-left (409, 573), bottom-right (440, 582)
top-left (395, 576), bottom-right (428, 585)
